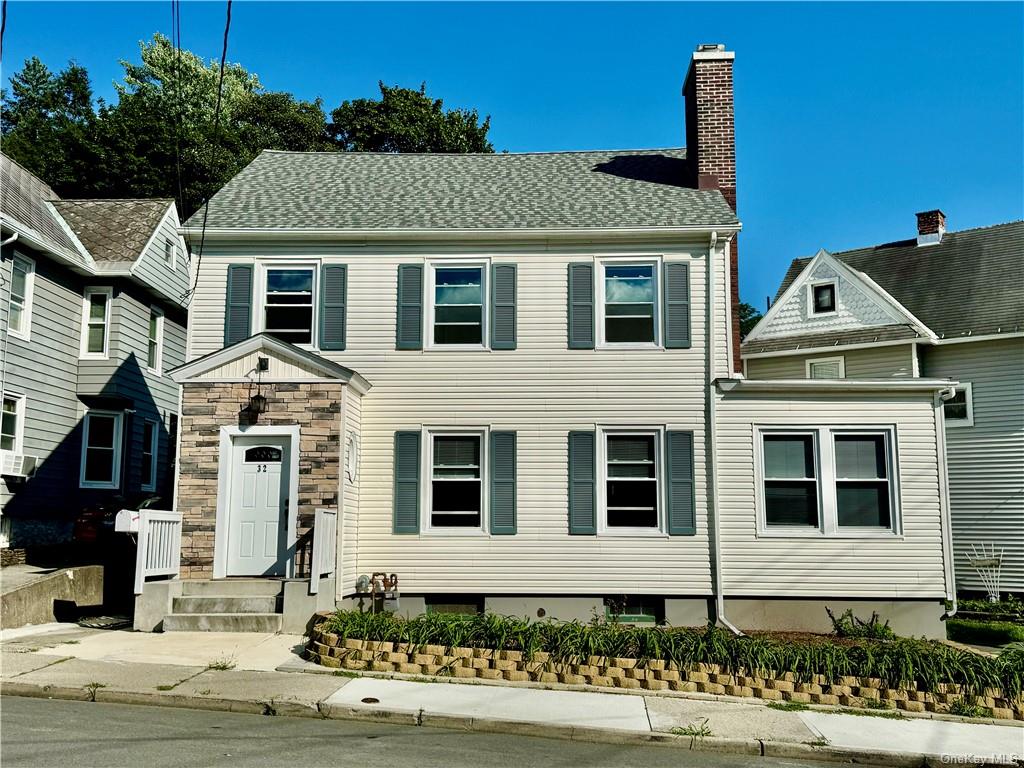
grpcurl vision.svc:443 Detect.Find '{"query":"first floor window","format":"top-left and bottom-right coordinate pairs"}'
top-left (141, 420), bottom-right (158, 491)
top-left (147, 307), bottom-right (164, 372)
top-left (602, 262), bottom-right (657, 344)
top-left (82, 288), bottom-right (111, 357)
top-left (1, 394), bottom-right (24, 452)
top-left (603, 431), bottom-right (660, 530)
top-left (81, 411), bottom-right (123, 489)
top-left (264, 267), bottom-right (315, 345)
top-left (943, 384), bottom-right (973, 427)
top-left (758, 426), bottom-right (898, 535)
top-left (432, 265), bottom-right (484, 345)
top-left (811, 282), bottom-right (836, 314)
top-left (429, 433), bottom-right (482, 528)
top-left (9, 255), bottom-right (34, 337)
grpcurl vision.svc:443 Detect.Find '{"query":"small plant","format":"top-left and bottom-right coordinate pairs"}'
top-left (826, 607), bottom-right (895, 640)
top-left (837, 707), bottom-right (903, 720)
top-left (198, 688), bottom-right (213, 695)
top-left (947, 618), bottom-right (1024, 646)
top-left (155, 684), bottom-right (176, 691)
top-left (83, 682), bottom-right (106, 701)
top-left (332, 669), bottom-right (359, 678)
top-left (206, 655), bottom-right (237, 671)
top-left (767, 700), bottom-right (809, 712)
top-left (673, 718), bottom-right (713, 748)
top-left (864, 698), bottom-right (890, 710)
top-left (949, 697), bottom-right (987, 718)
top-left (807, 737), bottom-right (831, 747)
top-left (260, 698), bottom-right (278, 716)
top-left (63, 640), bottom-right (80, 645)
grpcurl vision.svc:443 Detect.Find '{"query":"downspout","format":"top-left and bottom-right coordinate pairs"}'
top-left (0, 234), bottom-right (21, 421)
top-left (707, 231), bottom-right (742, 635)
top-left (936, 386), bottom-right (958, 620)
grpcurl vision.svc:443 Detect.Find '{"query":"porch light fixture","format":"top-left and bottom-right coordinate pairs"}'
top-left (248, 392), bottom-right (268, 414)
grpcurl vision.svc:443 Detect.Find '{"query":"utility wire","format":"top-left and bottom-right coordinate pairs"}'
top-left (171, 0), bottom-right (185, 217)
top-left (1, 0), bottom-right (8, 63)
top-left (183, 0), bottom-right (232, 304)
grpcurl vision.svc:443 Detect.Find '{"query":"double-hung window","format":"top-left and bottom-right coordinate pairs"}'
top-left (8, 255), bottom-right (34, 339)
top-left (80, 410), bottom-right (123, 489)
top-left (757, 426), bottom-right (898, 536)
top-left (263, 267), bottom-right (315, 345)
top-left (81, 288), bottom-right (112, 358)
top-left (430, 265), bottom-right (485, 346)
top-left (147, 307), bottom-right (164, 373)
top-left (600, 262), bottom-right (658, 345)
top-left (943, 384), bottom-right (974, 427)
top-left (601, 429), bottom-right (661, 532)
top-left (141, 420), bottom-right (158, 492)
top-left (428, 433), bottom-right (484, 530)
top-left (1, 394), bottom-right (25, 453)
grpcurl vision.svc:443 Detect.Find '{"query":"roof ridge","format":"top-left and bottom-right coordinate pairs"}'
top-left (258, 147), bottom-right (686, 158)
top-left (833, 219), bottom-right (1024, 256)
top-left (54, 198), bottom-right (174, 204)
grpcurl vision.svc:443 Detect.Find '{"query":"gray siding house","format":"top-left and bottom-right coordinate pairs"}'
top-left (742, 212), bottom-right (1023, 595)
top-left (0, 154), bottom-right (188, 547)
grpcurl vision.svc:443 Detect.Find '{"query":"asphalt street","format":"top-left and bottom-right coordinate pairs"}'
top-left (0, 697), bottom-right (834, 768)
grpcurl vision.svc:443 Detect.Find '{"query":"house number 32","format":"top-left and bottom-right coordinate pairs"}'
top-left (255, 464), bottom-right (269, 472)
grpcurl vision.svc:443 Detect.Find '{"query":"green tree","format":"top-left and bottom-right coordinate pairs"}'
top-left (738, 302), bottom-right (763, 339)
top-left (330, 82), bottom-right (493, 153)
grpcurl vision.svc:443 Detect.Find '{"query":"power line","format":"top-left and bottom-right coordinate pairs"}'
top-left (183, 0), bottom-right (232, 305)
top-left (171, 0), bottom-right (184, 216)
top-left (1, 0), bottom-right (8, 63)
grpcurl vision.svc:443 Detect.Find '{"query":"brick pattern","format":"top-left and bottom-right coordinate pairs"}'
top-left (916, 209), bottom-right (946, 236)
top-left (684, 52), bottom-right (741, 372)
top-left (177, 382), bottom-right (344, 579)
top-left (306, 628), bottom-right (1023, 720)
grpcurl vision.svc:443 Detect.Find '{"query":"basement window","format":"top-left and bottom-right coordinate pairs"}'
top-left (425, 595), bottom-right (484, 616)
top-left (604, 596), bottom-right (663, 624)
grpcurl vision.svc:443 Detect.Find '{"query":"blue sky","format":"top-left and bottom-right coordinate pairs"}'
top-left (3, 1), bottom-right (1022, 308)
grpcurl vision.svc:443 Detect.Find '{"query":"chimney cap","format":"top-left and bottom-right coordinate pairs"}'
top-left (696, 43), bottom-right (726, 52)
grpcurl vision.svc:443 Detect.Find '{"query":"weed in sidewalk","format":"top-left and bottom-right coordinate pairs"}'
top-left (155, 684), bottom-right (176, 691)
top-left (206, 655), bottom-right (237, 671)
top-left (672, 718), bottom-right (712, 748)
top-left (83, 682), bottom-right (106, 701)
top-left (767, 701), bottom-right (809, 712)
top-left (836, 707), bottom-right (903, 720)
top-left (332, 670), bottom-right (359, 678)
top-left (806, 737), bottom-right (831, 747)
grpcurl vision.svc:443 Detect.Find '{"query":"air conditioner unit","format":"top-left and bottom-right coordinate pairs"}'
top-left (0, 452), bottom-right (37, 478)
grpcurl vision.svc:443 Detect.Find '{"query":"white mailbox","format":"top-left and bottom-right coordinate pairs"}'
top-left (115, 509), bottom-right (140, 533)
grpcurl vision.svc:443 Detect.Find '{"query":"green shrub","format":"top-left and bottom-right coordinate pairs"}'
top-left (955, 596), bottom-right (1023, 620)
top-left (826, 608), bottom-right (895, 640)
top-left (949, 697), bottom-right (987, 718)
top-left (319, 611), bottom-right (1023, 701)
top-left (946, 618), bottom-right (1024, 647)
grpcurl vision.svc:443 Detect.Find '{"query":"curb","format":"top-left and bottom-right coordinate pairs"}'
top-left (3, 679), bottom-right (1018, 768)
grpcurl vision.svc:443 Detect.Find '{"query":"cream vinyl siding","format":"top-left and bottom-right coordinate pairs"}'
top-left (195, 349), bottom-right (325, 380)
top-left (188, 238), bottom-right (724, 595)
top-left (921, 337), bottom-right (1024, 592)
top-left (341, 388), bottom-right (362, 591)
top-left (716, 391), bottom-right (947, 598)
top-left (746, 344), bottom-right (915, 380)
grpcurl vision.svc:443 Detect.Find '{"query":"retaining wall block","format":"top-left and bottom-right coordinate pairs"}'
top-left (898, 700), bottom-right (925, 713)
top-left (754, 687), bottom-right (782, 701)
top-left (602, 666), bottom-right (624, 679)
top-left (479, 669), bottom-right (503, 680)
top-left (559, 673), bottom-right (585, 685)
top-left (642, 679), bottom-right (669, 691)
top-left (726, 685), bottom-right (753, 698)
top-left (670, 680), bottom-right (698, 693)
top-left (493, 659), bottom-right (518, 672)
top-left (503, 670), bottom-right (530, 682)
top-left (698, 682), bottom-right (726, 695)
top-left (397, 663), bottom-right (422, 675)
top-left (783, 691), bottom-right (811, 704)
top-left (656, 670), bottom-right (681, 682)
top-left (369, 661), bottom-right (396, 673)
top-left (453, 667), bottom-right (478, 679)
top-left (615, 677), bottom-right (641, 689)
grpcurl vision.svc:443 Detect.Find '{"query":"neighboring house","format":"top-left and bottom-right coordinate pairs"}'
top-left (145, 44), bottom-right (956, 637)
top-left (0, 154), bottom-right (188, 548)
top-left (742, 212), bottom-right (1023, 595)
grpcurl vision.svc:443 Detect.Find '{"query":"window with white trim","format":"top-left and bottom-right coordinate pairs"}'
top-left (943, 383), bottom-right (974, 427)
top-left (80, 410), bottom-right (123, 489)
top-left (757, 426), bottom-right (899, 536)
top-left (263, 267), bottom-right (316, 345)
top-left (600, 429), bottom-right (661, 532)
top-left (164, 238), bottom-right (175, 267)
top-left (141, 419), bottom-right (158, 491)
top-left (81, 288), bottom-right (112, 358)
top-left (809, 281), bottom-right (836, 315)
top-left (429, 265), bottom-right (486, 346)
top-left (599, 261), bottom-right (659, 345)
top-left (806, 356), bottom-right (845, 379)
top-left (427, 432), bottom-right (484, 530)
top-left (147, 307), bottom-right (164, 373)
top-left (1, 394), bottom-right (25, 453)
top-left (8, 255), bottom-right (34, 339)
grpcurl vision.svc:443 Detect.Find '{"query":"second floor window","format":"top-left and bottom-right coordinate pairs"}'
top-left (9, 255), bottom-right (34, 338)
top-left (264, 268), bottom-right (314, 345)
top-left (600, 262), bottom-right (658, 345)
top-left (82, 288), bottom-right (111, 358)
top-left (431, 266), bottom-right (484, 346)
top-left (164, 238), bottom-right (175, 267)
top-left (147, 307), bottom-right (164, 372)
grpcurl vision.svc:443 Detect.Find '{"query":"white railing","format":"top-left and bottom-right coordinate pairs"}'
top-left (309, 508), bottom-right (337, 596)
top-left (134, 509), bottom-right (182, 595)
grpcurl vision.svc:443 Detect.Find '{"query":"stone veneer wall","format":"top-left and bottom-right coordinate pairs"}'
top-left (177, 382), bottom-right (345, 579)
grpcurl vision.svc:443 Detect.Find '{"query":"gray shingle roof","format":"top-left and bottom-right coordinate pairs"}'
top-left (51, 199), bottom-right (171, 264)
top-left (0, 154), bottom-right (83, 261)
top-left (773, 221), bottom-right (1024, 339)
top-left (742, 325), bottom-right (920, 354)
top-left (184, 149), bottom-right (739, 231)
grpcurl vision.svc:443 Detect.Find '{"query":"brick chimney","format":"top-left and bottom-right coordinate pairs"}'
top-left (916, 209), bottom-right (946, 246)
top-left (684, 43), bottom-right (740, 370)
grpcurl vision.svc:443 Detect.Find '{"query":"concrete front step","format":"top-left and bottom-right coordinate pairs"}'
top-left (172, 596), bottom-right (280, 615)
top-left (180, 579), bottom-right (284, 598)
top-left (162, 612), bottom-right (284, 633)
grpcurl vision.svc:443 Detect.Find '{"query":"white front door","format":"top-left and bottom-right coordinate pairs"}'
top-left (227, 436), bottom-right (288, 576)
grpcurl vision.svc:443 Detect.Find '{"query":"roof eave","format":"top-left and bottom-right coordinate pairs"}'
top-left (716, 377), bottom-right (956, 393)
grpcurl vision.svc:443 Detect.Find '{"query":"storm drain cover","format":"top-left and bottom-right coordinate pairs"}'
top-left (78, 615), bottom-right (131, 630)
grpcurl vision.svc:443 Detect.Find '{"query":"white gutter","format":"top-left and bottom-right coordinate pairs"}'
top-left (742, 335), bottom-right (926, 359)
top-left (179, 224), bottom-right (743, 241)
top-left (0, 234), bottom-right (19, 402)
top-left (715, 377), bottom-right (955, 393)
top-left (706, 231), bottom-right (742, 636)
top-left (935, 387), bottom-right (958, 620)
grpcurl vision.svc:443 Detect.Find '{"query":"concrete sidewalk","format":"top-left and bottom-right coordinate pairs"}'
top-left (2, 624), bottom-right (1020, 766)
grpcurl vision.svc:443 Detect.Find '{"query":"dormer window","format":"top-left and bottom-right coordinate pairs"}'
top-left (810, 281), bottom-right (836, 316)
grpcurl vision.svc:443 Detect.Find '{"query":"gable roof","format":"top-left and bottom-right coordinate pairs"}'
top-left (0, 154), bottom-right (87, 264)
top-left (183, 149), bottom-right (740, 232)
top-left (51, 199), bottom-right (173, 264)
top-left (774, 221), bottom-right (1024, 339)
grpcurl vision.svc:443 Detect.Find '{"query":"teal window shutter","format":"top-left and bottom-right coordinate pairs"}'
top-left (224, 264), bottom-right (253, 345)
top-left (568, 431), bottom-right (597, 534)
top-left (396, 264), bottom-right (423, 350)
top-left (393, 431), bottom-right (421, 534)
top-left (567, 263), bottom-right (594, 349)
top-left (489, 431), bottom-right (517, 534)
top-left (663, 262), bottom-right (691, 349)
top-left (666, 430), bottom-right (696, 535)
top-left (490, 264), bottom-right (517, 350)
top-left (319, 264), bottom-right (347, 351)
